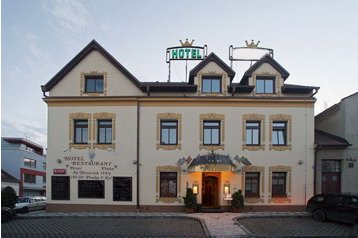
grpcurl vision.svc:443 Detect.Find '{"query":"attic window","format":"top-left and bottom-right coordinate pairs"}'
top-left (256, 77), bottom-right (274, 94)
top-left (202, 77), bottom-right (221, 93)
top-left (85, 75), bottom-right (104, 93)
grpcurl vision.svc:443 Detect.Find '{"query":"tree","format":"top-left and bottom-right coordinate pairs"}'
top-left (1, 186), bottom-right (18, 208)
top-left (183, 188), bottom-right (197, 209)
top-left (231, 189), bottom-right (244, 210)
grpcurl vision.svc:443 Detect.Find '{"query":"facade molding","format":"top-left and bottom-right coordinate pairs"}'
top-left (155, 166), bottom-right (182, 203)
top-left (156, 113), bottom-right (182, 150)
top-left (80, 71), bottom-right (108, 96)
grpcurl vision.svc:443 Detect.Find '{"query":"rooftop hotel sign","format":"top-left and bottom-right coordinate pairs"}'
top-left (166, 39), bottom-right (207, 62)
top-left (166, 39), bottom-right (207, 81)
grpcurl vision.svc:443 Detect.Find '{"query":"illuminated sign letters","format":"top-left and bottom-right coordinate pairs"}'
top-left (170, 48), bottom-right (203, 60)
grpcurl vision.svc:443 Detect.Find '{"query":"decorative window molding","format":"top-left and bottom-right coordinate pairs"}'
top-left (269, 114), bottom-right (292, 151)
top-left (155, 166), bottom-right (181, 203)
top-left (93, 113), bottom-right (116, 150)
top-left (69, 113), bottom-right (91, 149)
top-left (252, 74), bottom-right (281, 96)
top-left (268, 165), bottom-right (292, 203)
top-left (80, 71), bottom-right (108, 96)
top-left (156, 113), bottom-right (182, 150)
top-left (199, 113), bottom-right (225, 150)
top-left (242, 114), bottom-right (265, 151)
top-left (241, 166), bottom-right (265, 203)
top-left (198, 74), bottom-right (227, 96)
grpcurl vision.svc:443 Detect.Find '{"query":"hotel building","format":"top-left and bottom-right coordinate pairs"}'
top-left (42, 40), bottom-right (319, 212)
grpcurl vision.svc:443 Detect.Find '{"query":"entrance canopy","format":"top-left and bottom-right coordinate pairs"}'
top-left (188, 154), bottom-right (237, 172)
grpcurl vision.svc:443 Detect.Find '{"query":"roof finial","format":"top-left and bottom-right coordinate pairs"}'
top-left (245, 39), bottom-right (260, 48)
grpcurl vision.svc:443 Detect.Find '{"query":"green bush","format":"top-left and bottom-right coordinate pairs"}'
top-left (1, 186), bottom-right (18, 208)
top-left (231, 189), bottom-right (244, 208)
top-left (183, 188), bottom-right (197, 209)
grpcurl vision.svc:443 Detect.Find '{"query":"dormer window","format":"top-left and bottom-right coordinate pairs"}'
top-left (202, 77), bottom-right (221, 93)
top-left (256, 77), bottom-right (274, 94)
top-left (85, 75), bottom-right (104, 93)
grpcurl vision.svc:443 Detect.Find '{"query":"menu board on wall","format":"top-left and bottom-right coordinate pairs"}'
top-left (51, 176), bottom-right (70, 200)
top-left (113, 177), bottom-right (132, 201)
top-left (78, 180), bottom-right (105, 198)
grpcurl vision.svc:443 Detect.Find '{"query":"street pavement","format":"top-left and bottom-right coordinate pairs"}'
top-left (2, 211), bottom-right (357, 237)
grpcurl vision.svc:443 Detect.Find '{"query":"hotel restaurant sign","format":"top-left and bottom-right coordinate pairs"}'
top-left (166, 39), bottom-right (207, 62)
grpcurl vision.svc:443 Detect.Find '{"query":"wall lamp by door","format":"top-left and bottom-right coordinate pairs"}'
top-left (224, 183), bottom-right (230, 195)
top-left (192, 184), bottom-right (199, 195)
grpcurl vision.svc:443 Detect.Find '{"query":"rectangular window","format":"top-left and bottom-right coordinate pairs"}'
top-left (98, 120), bottom-right (112, 144)
top-left (78, 180), bottom-right (105, 199)
top-left (245, 172), bottom-right (260, 197)
top-left (51, 176), bottom-right (70, 200)
top-left (203, 121), bottom-right (220, 145)
top-left (160, 121), bottom-right (178, 145)
top-left (24, 158), bottom-right (36, 168)
top-left (202, 78), bottom-right (221, 93)
top-left (24, 174), bottom-right (36, 184)
top-left (272, 172), bottom-right (286, 197)
top-left (246, 121), bottom-right (260, 145)
top-left (43, 162), bottom-right (47, 171)
top-left (43, 175), bottom-right (46, 183)
top-left (74, 120), bottom-right (88, 144)
top-left (256, 77), bottom-right (274, 94)
top-left (272, 122), bottom-right (287, 145)
top-left (113, 177), bottom-right (132, 201)
top-left (160, 172), bottom-right (177, 198)
top-left (85, 76), bottom-right (104, 93)
top-left (322, 160), bottom-right (341, 172)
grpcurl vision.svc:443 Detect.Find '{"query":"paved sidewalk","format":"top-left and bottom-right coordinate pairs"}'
top-left (18, 211), bottom-right (310, 237)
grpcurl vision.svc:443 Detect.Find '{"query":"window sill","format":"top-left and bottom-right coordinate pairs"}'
top-left (269, 145), bottom-right (291, 151)
top-left (242, 145), bottom-right (265, 151)
top-left (201, 92), bottom-right (223, 96)
top-left (156, 197), bottom-right (181, 203)
top-left (156, 144), bottom-right (181, 150)
top-left (81, 92), bottom-right (105, 96)
top-left (244, 197), bottom-right (264, 204)
top-left (200, 144), bottom-right (224, 151)
top-left (269, 196), bottom-right (291, 204)
top-left (69, 143), bottom-right (91, 149)
top-left (93, 143), bottom-right (115, 150)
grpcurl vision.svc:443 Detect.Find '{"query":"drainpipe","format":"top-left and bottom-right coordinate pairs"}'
top-left (136, 99), bottom-right (140, 212)
top-left (314, 144), bottom-right (321, 195)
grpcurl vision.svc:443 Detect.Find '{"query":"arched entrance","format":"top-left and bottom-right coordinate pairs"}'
top-left (202, 173), bottom-right (219, 208)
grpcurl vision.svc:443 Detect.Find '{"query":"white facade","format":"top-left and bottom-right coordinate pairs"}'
top-left (42, 40), bottom-right (318, 212)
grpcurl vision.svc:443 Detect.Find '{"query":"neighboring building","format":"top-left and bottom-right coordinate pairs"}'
top-left (315, 92), bottom-right (358, 194)
top-left (41, 40), bottom-right (319, 212)
top-left (1, 137), bottom-right (46, 196)
top-left (1, 170), bottom-right (20, 195)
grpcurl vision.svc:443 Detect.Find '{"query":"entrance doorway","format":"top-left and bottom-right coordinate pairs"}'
top-left (321, 160), bottom-right (341, 193)
top-left (202, 173), bottom-right (219, 208)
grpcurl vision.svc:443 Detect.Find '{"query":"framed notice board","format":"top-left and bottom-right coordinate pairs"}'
top-left (51, 176), bottom-right (70, 200)
top-left (78, 180), bottom-right (105, 199)
top-left (113, 177), bottom-right (132, 201)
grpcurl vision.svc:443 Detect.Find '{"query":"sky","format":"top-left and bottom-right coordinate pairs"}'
top-left (2, 0), bottom-right (358, 148)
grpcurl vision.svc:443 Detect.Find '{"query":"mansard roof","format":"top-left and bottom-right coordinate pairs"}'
top-left (41, 40), bottom-right (142, 92)
top-left (188, 52), bottom-right (236, 84)
top-left (281, 84), bottom-right (320, 94)
top-left (240, 54), bottom-right (290, 85)
top-left (140, 82), bottom-right (197, 93)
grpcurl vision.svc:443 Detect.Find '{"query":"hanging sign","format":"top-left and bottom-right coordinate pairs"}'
top-left (166, 39), bottom-right (207, 63)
